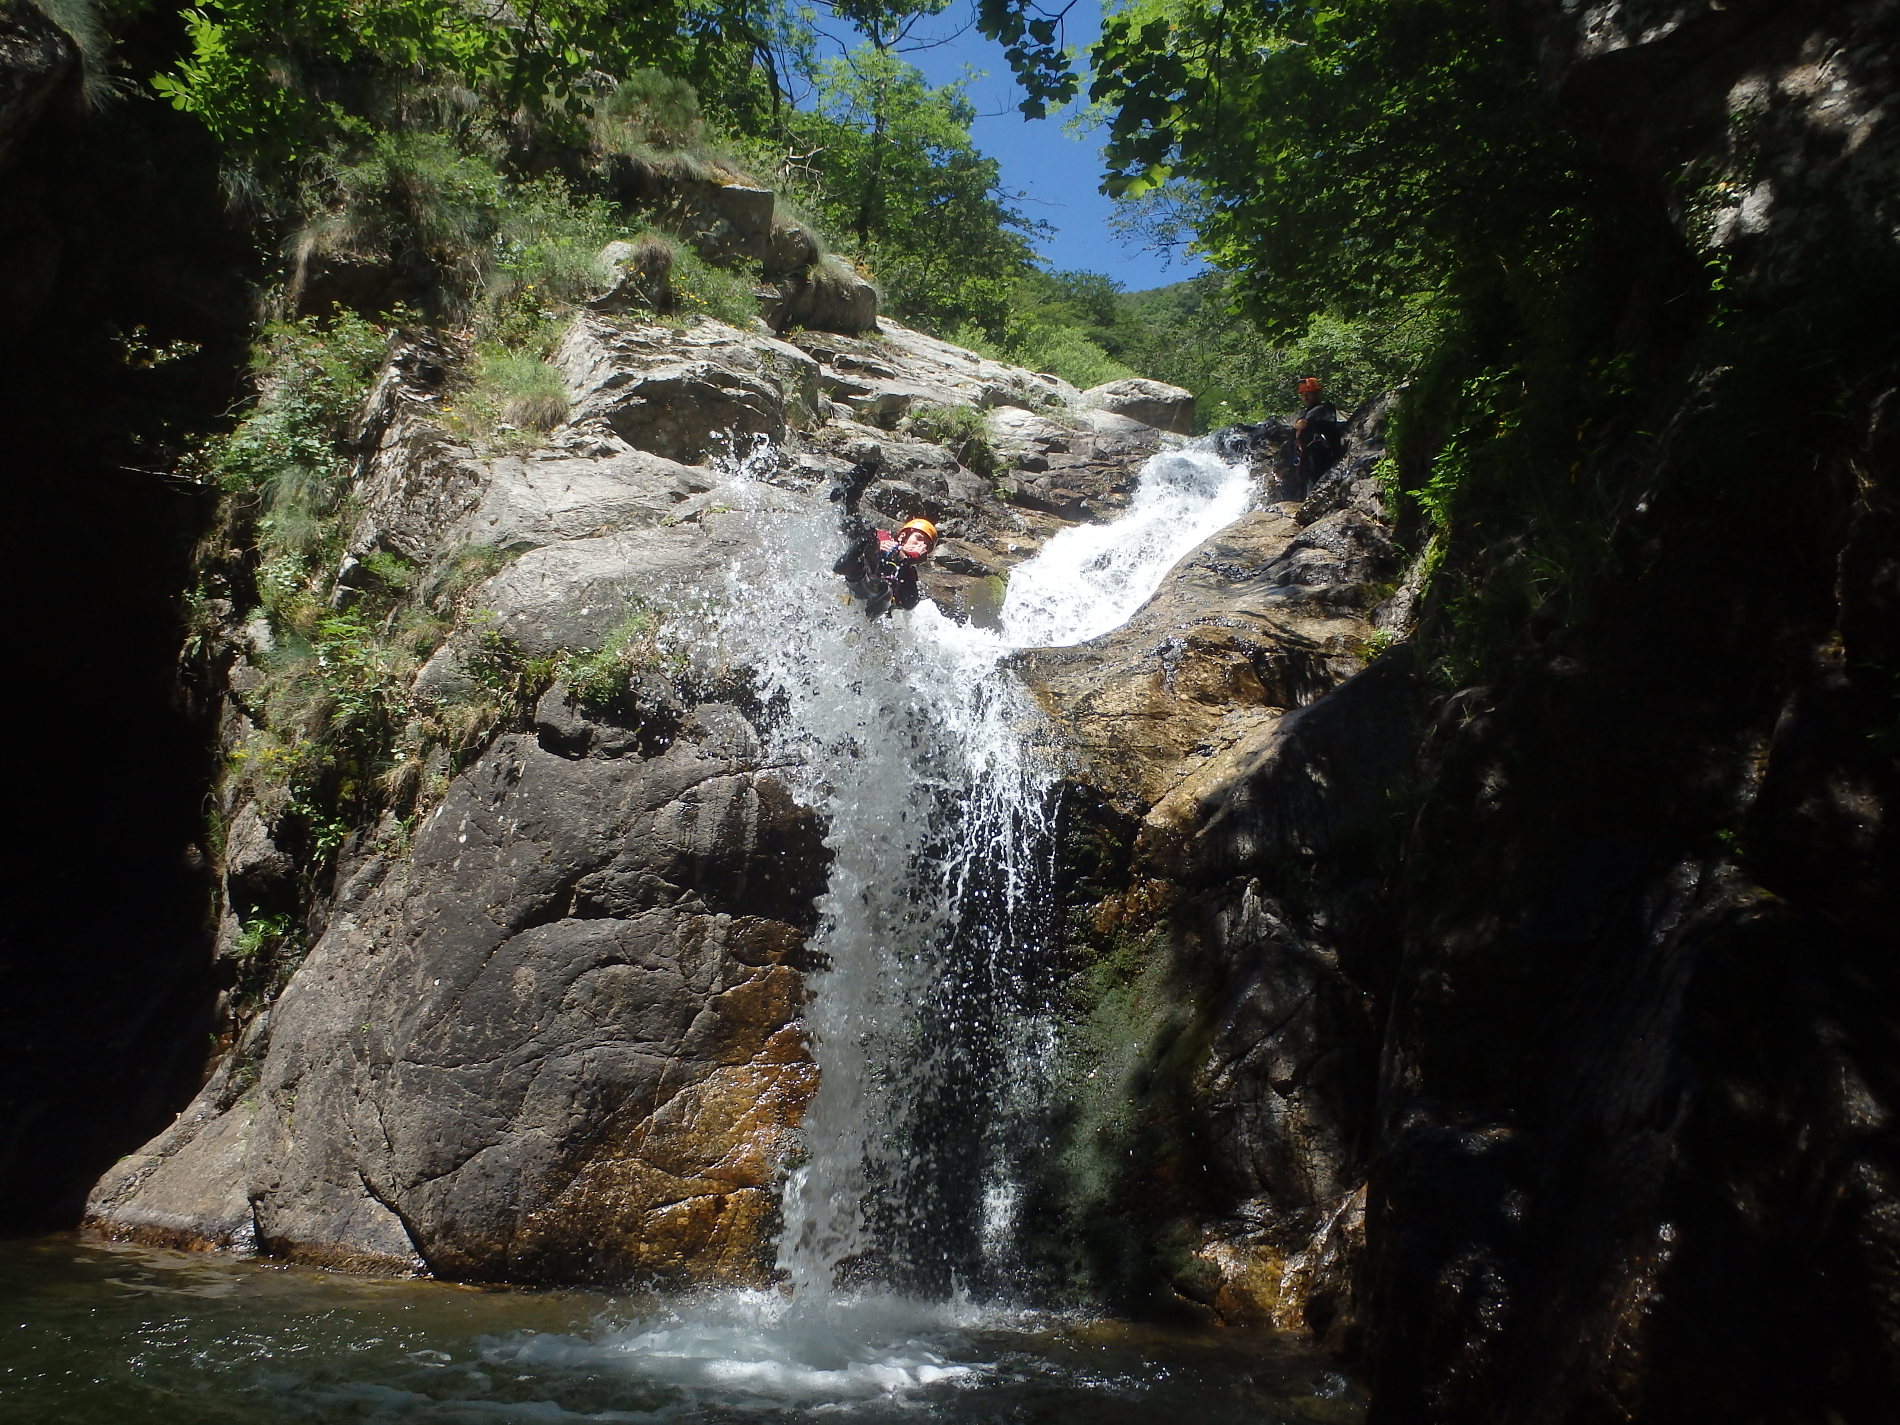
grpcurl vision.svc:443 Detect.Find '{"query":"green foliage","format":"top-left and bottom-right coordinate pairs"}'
top-left (211, 309), bottom-right (389, 500)
top-left (903, 402), bottom-right (996, 475)
top-left (955, 316), bottom-right (1131, 392)
top-left (1118, 273), bottom-right (1438, 429)
top-left (147, 0), bottom-right (754, 169)
top-left (463, 622), bottom-right (548, 696)
top-left (440, 346), bottom-right (569, 448)
top-left (483, 349), bottom-right (569, 432)
top-left (232, 911), bottom-right (293, 960)
top-left (358, 549), bottom-right (416, 591)
top-left (229, 909), bottom-right (306, 1006)
top-left (782, 47), bottom-right (1044, 335)
top-left (557, 610), bottom-right (676, 707)
top-left (479, 177), bottom-right (629, 341)
top-left (303, 132), bottom-right (506, 296)
top-left (1087, 0), bottom-right (1598, 340)
top-left (668, 240), bottom-right (764, 327)
top-left (1003, 323), bottom-right (1133, 391)
top-left (973, 0), bottom-right (1080, 118)
top-left (296, 139), bottom-right (632, 330)
top-left (600, 69), bottom-right (709, 151)
top-left (310, 610), bottom-right (415, 751)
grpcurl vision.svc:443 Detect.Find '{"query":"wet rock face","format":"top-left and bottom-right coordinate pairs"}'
top-left (1018, 406), bottom-right (1408, 1336)
top-left (762, 262), bottom-right (880, 336)
top-left (86, 306), bottom-right (1181, 1284)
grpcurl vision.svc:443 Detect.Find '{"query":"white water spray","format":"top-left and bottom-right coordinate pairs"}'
top-left (702, 437), bottom-right (1253, 1311)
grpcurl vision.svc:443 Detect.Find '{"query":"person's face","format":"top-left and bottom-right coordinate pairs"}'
top-left (897, 529), bottom-right (933, 559)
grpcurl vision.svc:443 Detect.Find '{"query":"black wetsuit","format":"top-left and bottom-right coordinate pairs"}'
top-left (833, 520), bottom-right (921, 617)
top-left (830, 458), bottom-right (929, 616)
top-left (1284, 400), bottom-right (1342, 491)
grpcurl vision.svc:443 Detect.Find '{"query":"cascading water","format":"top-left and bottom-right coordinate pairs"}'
top-left (1, 438), bottom-right (1363, 1423)
top-left (703, 438), bottom-right (1258, 1310)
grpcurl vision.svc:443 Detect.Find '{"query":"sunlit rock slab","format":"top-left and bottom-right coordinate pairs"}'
top-left (1016, 506), bottom-right (1387, 817)
top-left (91, 704), bottom-right (827, 1284)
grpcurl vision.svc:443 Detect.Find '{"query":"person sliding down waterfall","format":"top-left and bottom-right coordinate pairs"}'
top-left (829, 459), bottom-right (939, 617)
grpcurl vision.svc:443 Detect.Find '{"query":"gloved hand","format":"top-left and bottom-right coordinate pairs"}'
top-left (828, 459), bottom-right (880, 502)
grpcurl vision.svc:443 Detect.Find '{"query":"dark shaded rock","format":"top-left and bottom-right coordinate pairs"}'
top-left (763, 220), bottom-right (819, 278)
top-left (222, 804), bottom-right (294, 914)
top-left (763, 260), bottom-right (879, 336)
top-left (0, 3), bottom-right (73, 169)
top-left (587, 238), bottom-right (671, 315)
top-left (0, 3), bottom-right (254, 1230)
top-left (604, 157), bottom-right (778, 266)
top-left (1349, 4), bottom-right (1900, 1419)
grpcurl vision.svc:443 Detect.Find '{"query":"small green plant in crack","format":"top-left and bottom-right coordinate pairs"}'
top-left (440, 346), bottom-right (570, 449)
top-left (905, 402), bottom-right (997, 477)
top-left (1355, 627), bottom-right (1399, 660)
top-left (230, 910), bottom-right (303, 1006)
top-left (233, 911), bottom-right (294, 961)
top-left (463, 618), bottom-right (561, 710)
top-left (358, 549), bottom-right (417, 593)
top-left (557, 609), bottom-right (676, 708)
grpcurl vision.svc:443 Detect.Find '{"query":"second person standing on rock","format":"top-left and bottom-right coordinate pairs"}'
top-left (1288, 376), bottom-right (1343, 491)
top-left (830, 460), bottom-right (939, 618)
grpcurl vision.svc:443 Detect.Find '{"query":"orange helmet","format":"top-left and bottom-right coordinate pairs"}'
top-left (1297, 376), bottom-right (1323, 398)
top-left (897, 517), bottom-right (938, 548)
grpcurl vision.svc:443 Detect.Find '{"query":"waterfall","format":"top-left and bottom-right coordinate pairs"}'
top-left (708, 438), bottom-right (1253, 1309)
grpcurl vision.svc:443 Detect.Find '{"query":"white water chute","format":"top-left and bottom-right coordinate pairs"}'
top-left (707, 440), bottom-right (1253, 1309)
top-left (998, 446), bottom-right (1256, 650)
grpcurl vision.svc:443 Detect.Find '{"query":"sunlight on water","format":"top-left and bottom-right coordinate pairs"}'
top-left (697, 437), bottom-right (1255, 1315)
top-left (2, 1238), bottom-right (1364, 1423)
top-left (998, 445), bottom-right (1256, 649)
top-left (0, 443), bottom-right (1347, 1425)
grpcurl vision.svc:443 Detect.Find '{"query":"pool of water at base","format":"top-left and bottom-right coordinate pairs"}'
top-left (0, 1236), bottom-right (1364, 1424)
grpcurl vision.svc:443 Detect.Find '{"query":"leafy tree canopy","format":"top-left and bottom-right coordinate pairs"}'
top-left (975, 0), bottom-right (1602, 346)
top-left (784, 45), bottom-right (1044, 335)
top-left (1090, 0), bottom-right (1596, 335)
top-left (149, 0), bottom-right (783, 166)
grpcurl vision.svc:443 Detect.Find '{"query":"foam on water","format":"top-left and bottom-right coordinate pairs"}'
top-left (482, 1289), bottom-right (1003, 1404)
top-left (694, 436), bottom-right (1254, 1323)
top-left (386, 434), bottom-right (1265, 1411)
top-left (5, 1232), bottom-right (1365, 1422)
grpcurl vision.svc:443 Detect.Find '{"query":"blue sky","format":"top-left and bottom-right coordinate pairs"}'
top-left (796, 2), bottom-right (1207, 294)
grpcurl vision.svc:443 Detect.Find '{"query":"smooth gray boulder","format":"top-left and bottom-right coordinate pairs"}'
top-left (91, 699), bottom-right (828, 1283)
top-left (1082, 377), bottom-right (1196, 434)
